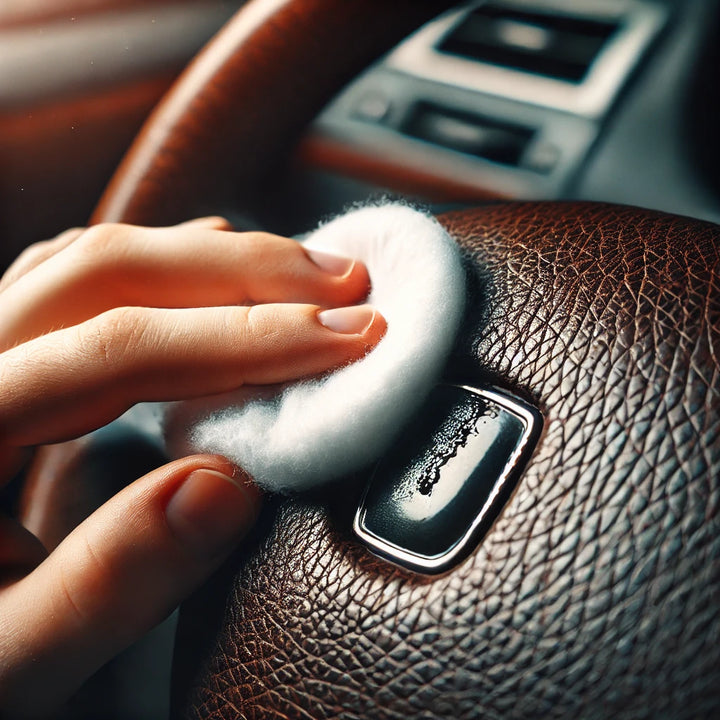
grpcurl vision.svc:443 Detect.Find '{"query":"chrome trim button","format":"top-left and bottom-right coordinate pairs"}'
top-left (354, 384), bottom-right (543, 575)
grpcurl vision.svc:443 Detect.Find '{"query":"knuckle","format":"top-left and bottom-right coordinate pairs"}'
top-left (23, 227), bottom-right (84, 257)
top-left (0, 242), bottom-right (49, 280)
top-left (17, 239), bottom-right (52, 260)
top-left (244, 304), bottom-right (274, 339)
top-left (245, 231), bottom-right (295, 256)
top-left (72, 222), bottom-right (130, 259)
top-left (50, 226), bottom-right (86, 246)
top-left (84, 306), bottom-right (152, 369)
top-left (57, 529), bottom-right (116, 629)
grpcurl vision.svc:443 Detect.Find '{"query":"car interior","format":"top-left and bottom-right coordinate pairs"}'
top-left (1, 0), bottom-right (718, 717)
top-left (3, 0), bottom-right (720, 263)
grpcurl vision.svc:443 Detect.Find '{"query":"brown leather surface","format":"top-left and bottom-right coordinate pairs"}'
top-left (172, 202), bottom-right (720, 719)
top-left (92, 0), bottom-right (454, 226)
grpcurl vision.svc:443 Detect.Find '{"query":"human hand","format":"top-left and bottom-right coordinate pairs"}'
top-left (0, 217), bottom-right (385, 717)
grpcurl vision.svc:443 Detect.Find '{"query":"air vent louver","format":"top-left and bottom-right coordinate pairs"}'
top-left (438, 3), bottom-right (620, 83)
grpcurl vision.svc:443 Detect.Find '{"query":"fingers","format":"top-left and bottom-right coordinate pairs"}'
top-left (0, 221), bottom-right (370, 349)
top-left (0, 455), bottom-right (261, 717)
top-left (0, 228), bottom-right (84, 293)
top-left (0, 217), bottom-right (230, 295)
top-left (0, 302), bottom-right (386, 446)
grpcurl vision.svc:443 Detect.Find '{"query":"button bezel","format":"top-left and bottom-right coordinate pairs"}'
top-left (353, 384), bottom-right (543, 575)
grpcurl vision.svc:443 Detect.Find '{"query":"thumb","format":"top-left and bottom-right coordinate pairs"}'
top-left (0, 454), bottom-right (261, 718)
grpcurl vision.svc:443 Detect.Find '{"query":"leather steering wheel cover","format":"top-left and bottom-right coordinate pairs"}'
top-left (172, 202), bottom-right (720, 719)
top-left (92, 0), bottom-right (453, 226)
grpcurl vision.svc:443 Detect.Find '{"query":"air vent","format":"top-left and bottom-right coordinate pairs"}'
top-left (438, 3), bottom-right (620, 83)
top-left (401, 102), bottom-right (534, 167)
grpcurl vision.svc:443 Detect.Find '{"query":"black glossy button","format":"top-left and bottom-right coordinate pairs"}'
top-left (354, 384), bottom-right (542, 574)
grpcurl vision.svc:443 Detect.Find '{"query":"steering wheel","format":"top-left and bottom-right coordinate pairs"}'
top-left (36, 0), bottom-right (720, 717)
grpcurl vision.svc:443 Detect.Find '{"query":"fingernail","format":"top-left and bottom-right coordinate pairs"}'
top-left (318, 304), bottom-right (376, 334)
top-left (165, 467), bottom-right (262, 557)
top-left (306, 248), bottom-right (355, 277)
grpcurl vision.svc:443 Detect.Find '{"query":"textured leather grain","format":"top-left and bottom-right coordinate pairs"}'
top-left (172, 202), bottom-right (720, 719)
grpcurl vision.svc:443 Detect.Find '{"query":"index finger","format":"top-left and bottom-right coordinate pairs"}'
top-left (0, 222), bottom-right (370, 351)
top-left (0, 302), bottom-right (386, 448)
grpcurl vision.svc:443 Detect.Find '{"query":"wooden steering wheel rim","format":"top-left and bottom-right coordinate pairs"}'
top-left (92, 0), bottom-right (453, 226)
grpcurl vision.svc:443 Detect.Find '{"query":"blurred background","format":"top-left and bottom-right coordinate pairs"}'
top-left (1, 0), bottom-right (719, 272)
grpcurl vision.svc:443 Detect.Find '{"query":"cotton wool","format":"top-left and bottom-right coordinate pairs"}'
top-left (164, 204), bottom-right (466, 492)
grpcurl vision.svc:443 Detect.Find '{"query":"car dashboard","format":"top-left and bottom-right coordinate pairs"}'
top-left (1, 0), bottom-right (719, 263)
top-left (268, 0), bottom-right (720, 235)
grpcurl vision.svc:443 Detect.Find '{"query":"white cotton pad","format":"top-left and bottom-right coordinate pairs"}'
top-left (164, 204), bottom-right (466, 492)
